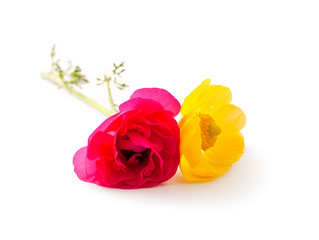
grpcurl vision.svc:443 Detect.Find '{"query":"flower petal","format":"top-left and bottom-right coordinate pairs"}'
top-left (87, 131), bottom-right (114, 160)
top-left (179, 114), bottom-right (201, 164)
top-left (180, 133), bottom-right (244, 182)
top-left (73, 147), bottom-right (89, 182)
top-left (179, 155), bottom-right (218, 182)
top-left (180, 79), bottom-right (232, 115)
top-left (204, 132), bottom-right (245, 167)
top-left (130, 88), bottom-right (181, 116)
top-left (73, 147), bottom-right (101, 184)
top-left (129, 132), bottom-right (152, 149)
top-left (119, 98), bottom-right (164, 113)
top-left (182, 126), bottom-right (202, 168)
top-left (90, 113), bottom-right (120, 137)
top-left (211, 104), bottom-right (246, 133)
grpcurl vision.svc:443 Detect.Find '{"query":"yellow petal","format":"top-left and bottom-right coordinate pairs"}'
top-left (179, 155), bottom-right (218, 182)
top-left (180, 132), bottom-right (244, 182)
top-left (211, 104), bottom-right (246, 133)
top-left (180, 79), bottom-right (210, 115)
top-left (179, 114), bottom-right (198, 156)
top-left (180, 79), bottom-right (232, 115)
top-left (204, 132), bottom-right (245, 169)
top-left (203, 85), bottom-right (232, 108)
top-left (180, 115), bottom-right (202, 168)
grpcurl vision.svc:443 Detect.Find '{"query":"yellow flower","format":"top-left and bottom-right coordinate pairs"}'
top-left (179, 79), bottom-right (246, 182)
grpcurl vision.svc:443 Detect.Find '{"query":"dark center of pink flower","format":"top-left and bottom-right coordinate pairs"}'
top-left (117, 128), bottom-right (152, 166)
top-left (120, 149), bottom-right (151, 165)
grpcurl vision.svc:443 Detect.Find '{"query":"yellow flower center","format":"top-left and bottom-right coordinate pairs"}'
top-left (199, 113), bottom-right (221, 151)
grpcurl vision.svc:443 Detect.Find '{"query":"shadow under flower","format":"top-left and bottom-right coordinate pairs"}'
top-left (91, 146), bottom-right (265, 206)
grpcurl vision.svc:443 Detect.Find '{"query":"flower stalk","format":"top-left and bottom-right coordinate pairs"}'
top-left (41, 72), bottom-right (115, 116)
top-left (106, 79), bottom-right (117, 114)
top-left (41, 45), bottom-right (128, 116)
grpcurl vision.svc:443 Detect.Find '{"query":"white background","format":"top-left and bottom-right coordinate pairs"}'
top-left (1, 0), bottom-right (318, 239)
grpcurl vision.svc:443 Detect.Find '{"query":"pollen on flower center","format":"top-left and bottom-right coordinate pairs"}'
top-left (198, 113), bottom-right (221, 151)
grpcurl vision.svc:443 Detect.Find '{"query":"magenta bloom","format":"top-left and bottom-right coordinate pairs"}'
top-left (73, 88), bottom-right (181, 189)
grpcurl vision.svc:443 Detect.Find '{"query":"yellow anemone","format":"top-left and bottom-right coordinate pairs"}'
top-left (179, 79), bottom-right (246, 182)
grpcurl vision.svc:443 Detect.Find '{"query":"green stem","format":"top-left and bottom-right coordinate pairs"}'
top-left (41, 72), bottom-right (114, 116)
top-left (106, 79), bottom-right (118, 113)
top-left (64, 85), bottom-right (114, 116)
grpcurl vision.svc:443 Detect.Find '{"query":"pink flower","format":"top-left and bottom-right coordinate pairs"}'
top-left (73, 88), bottom-right (181, 189)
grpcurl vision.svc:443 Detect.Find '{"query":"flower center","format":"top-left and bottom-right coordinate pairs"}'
top-left (121, 149), bottom-right (151, 165)
top-left (198, 113), bottom-right (221, 151)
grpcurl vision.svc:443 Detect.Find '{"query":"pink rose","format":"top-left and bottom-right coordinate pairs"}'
top-left (73, 88), bottom-right (181, 189)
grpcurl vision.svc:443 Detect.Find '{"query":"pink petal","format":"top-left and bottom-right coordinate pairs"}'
top-left (119, 98), bottom-right (164, 113)
top-left (73, 147), bottom-right (89, 182)
top-left (117, 137), bottom-right (138, 150)
top-left (87, 131), bottom-right (114, 161)
top-left (144, 156), bottom-right (155, 176)
top-left (129, 132), bottom-right (152, 149)
top-left (90, 113), bottom-right (120, 137)
top-left (126, 116), bottom-right (151, 138)
top-left (130, 88), bottom-right (181, 116)
top-left (73, 147), bottom-right (100, 184)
